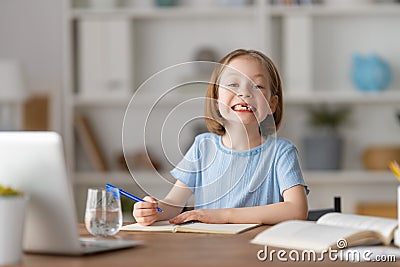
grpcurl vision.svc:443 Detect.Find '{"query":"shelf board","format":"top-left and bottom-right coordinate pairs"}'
top-left (74, 171), bottom-right (133, 185)
top-left (304, 170), bottom-right (396, 185)
top-left (285, 90), bottom-right (400, 105)
top-left (73, 95), bottom-right (131, 107)
top-left (73, 170), bottom-right (397, 186)
top-left (269, 3), bottom-right (400, 17)
top-left (71, 6), bottom-right (256, 20)
top-left (73, 90), bottom-right (400, 107)
top-left (73, 92), bottom-right (205, 107)
top-left (73, 170), bottom-right (175, 186)
top-left (71, 4), bottom-right (400, 19)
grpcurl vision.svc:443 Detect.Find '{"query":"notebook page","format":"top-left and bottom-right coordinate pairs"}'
top-left (121, 220), bottom-right (174, 232)
top-left (179, 223), bottom-right (259, 234)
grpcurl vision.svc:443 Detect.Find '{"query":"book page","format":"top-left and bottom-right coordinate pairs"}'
top-left (177, 223), bottom-right (259, 234)
top-left (121, 221), bottom-right (174, 232)
top-left (317, 213), bottom-right (397, 245)
top-left (250, 220), bottom-right (374, 252)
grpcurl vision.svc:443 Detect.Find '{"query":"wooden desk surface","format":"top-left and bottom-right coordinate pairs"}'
top-left (17, 225), bottom-right (398, 267)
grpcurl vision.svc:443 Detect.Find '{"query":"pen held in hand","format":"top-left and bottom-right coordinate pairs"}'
top-left (106, 183), bottom-right (163, 212)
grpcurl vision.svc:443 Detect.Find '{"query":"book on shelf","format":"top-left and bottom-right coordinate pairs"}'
top-left (78, 19), bottom-right (132, 98)
top-left (23, 95), bottom-right (49, 130)
top-left (251, 213), bottom-right (397, 252)
top-left (74, 113), bottom-right (108, 172)
top-left (121, 220), bottom-right (260, 234)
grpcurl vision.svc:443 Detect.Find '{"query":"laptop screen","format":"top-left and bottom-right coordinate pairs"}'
top-left (0, 132), bottom-right (82, 254)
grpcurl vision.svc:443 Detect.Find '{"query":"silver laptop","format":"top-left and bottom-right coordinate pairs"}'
top-left (0, 131), bottom-right (140, 255)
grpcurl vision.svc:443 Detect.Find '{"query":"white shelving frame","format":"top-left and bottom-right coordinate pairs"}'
top-left (63, 1), bottom-right (400, 217)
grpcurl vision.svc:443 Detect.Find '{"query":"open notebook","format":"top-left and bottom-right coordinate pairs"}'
top-left (121, 221), bottom-right (260, 234)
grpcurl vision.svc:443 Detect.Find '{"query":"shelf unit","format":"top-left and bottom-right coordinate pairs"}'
top-left (71, 169), bottom-right (398, 217)
top-left (63, 0), bottom-right (400, 218)
top-left (72, 169), bottom-right (396, 186)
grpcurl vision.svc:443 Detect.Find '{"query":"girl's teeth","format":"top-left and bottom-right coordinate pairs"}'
top-left (233, 105), bottom-right (253, 111)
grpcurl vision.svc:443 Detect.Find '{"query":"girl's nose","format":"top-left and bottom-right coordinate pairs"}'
top-left (236, 85), bottom-right (251, 97)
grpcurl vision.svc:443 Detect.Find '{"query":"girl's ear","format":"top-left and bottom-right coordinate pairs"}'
top-left (269, 95), bottom-right (279, 114)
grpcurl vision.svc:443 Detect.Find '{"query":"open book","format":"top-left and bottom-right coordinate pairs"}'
top-left (251, 213), bottom-right (397, 252)
top-left (121, 221), bottom-right (259, 234)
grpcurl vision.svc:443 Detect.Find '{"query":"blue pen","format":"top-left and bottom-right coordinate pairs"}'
top-left (106, 183), bottom-right (163, 212)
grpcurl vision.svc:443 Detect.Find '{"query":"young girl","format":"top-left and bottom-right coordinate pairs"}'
top-left (133, 49), bottom-right (308, 225)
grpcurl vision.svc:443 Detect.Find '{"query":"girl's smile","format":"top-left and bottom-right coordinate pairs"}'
top-left (231, 102), bottom-right (256, 113)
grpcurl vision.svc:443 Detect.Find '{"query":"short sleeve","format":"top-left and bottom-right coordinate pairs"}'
top-left (170, 138), bottom-right (201, 191)
top-left (276, 146), bottom-right (309, 196)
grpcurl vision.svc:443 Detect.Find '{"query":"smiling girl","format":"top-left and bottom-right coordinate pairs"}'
top-left (133, 49), bottom-right (309, 225)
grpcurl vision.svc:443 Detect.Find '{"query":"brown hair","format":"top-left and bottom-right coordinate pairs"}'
top-left (204, 49), bottom-right (283, 136)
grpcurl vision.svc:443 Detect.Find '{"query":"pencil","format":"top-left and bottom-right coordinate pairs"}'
top-left (106, 183), bottom-right (163, 212)
top-left (388, 160), bottom-right (400, 182)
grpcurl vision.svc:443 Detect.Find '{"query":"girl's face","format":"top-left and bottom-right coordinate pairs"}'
top-left (217, 56), bottom-right (278, 126)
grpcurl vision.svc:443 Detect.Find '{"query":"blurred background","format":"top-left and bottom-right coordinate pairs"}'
top-left (1, 0), bottom-right (400, 221)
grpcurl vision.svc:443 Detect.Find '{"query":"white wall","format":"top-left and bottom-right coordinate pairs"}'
top-left (0, 0), bottom-right (63, 131)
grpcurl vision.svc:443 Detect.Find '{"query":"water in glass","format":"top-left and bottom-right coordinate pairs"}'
top-left (84, 187), bottom-right (122, 236)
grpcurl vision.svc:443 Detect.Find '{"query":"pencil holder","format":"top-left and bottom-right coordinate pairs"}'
top-left (0, 195), bottom-right (27, 265)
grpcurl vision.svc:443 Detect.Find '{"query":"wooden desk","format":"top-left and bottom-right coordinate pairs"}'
top-left (17, 225), bottom-right (397, 267)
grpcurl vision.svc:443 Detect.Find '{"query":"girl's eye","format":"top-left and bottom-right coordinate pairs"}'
top-left (252, 84), bottom-right (264, 90)
top-left (221, 83), bottom-right (239, 89)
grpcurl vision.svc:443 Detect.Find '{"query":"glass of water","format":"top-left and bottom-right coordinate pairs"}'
top-left (84, 187), bottom-right (122, 237)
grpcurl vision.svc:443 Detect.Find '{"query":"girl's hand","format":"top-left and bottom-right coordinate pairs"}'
top-left (169, 209), bottom-right (229, 224)
top-left (133, 196), bottom-right (159, 226)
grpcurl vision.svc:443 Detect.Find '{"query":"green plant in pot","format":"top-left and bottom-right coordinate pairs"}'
top-left (0, 184), bottom-right (27, 265)
top-left (0, 184), bottom-right (23, 196)
top-left (303, 105), bottom-right (351, 170)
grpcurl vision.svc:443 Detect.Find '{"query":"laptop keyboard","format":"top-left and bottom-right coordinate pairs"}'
top-left (79, 237), bottom-right (141, 251)
top-left (80, 238), bottom-right (120, 249)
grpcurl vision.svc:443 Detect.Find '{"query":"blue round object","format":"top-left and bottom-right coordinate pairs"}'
top-left (351, 53), bottom-right (391, 92)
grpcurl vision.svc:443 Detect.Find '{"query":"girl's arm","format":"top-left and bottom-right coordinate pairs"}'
top-left (156, 180), bottom-right (193, 220)
top-left (133, 180), bottom-right (192, 225)
top-left (169, 184), bottom-right (308, 225)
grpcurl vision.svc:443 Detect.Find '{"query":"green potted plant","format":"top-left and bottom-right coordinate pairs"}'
top-left (0, 184), bottom-right (22, 196)
top-left (0, 184), bottom-right (27, 265)
top-left (303, 105), bottom-right (351, 170)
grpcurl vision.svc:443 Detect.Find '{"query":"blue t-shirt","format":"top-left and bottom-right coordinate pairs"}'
top-left (170, 133), bottom-right (309, 209)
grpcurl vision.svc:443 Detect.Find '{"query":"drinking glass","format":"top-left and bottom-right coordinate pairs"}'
top-left (84, 187), bottom-right (122, 237)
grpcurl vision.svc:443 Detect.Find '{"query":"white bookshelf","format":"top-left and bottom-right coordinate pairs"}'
top-left (73, 90), bottom-right (400, 107)
top-left (269, 3), bottom-right (400, 16)
top-left (63, 0), bottom-right (400, 216)
top-left (73, 169), bottom-right (397, 186)
top-left (304, 170), bottom-right (397, 214)
top-left (71, 5), bottom-right (257, 19)
top-left (285, 90), bottom-right (400, 105)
